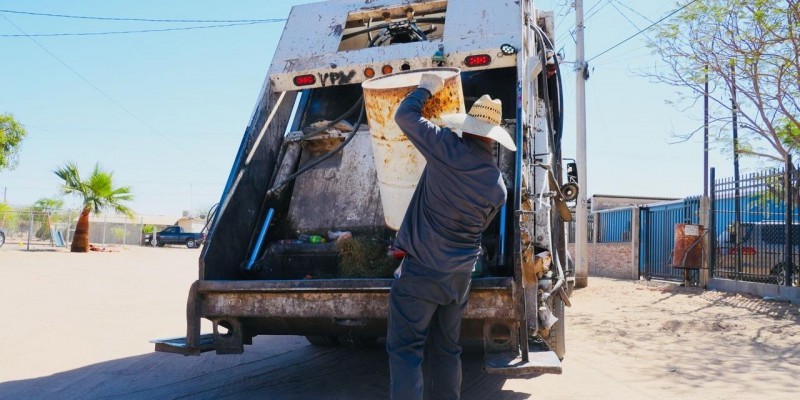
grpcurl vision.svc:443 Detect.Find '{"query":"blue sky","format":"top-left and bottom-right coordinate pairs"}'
top-left (0, 0), bottom-right (761, 217)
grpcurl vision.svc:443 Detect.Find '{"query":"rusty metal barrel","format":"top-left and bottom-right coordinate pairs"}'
top-left (672, 223), bottom-right (705, 269)
top-left (361, 68), bottom-right (465, 230)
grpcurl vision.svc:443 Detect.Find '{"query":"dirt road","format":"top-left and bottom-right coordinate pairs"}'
top-left (1, 246), bottom-right (798, 399)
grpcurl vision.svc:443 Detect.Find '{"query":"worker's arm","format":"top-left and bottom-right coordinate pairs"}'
top-left (394, 76), bottom-right (460, 162)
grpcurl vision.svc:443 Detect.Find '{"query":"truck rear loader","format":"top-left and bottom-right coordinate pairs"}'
top-left (153, 0), bottom-right (575, 376)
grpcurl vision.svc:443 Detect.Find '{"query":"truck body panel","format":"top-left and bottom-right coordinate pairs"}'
top-left (156, 0), bottom-right (571, 376)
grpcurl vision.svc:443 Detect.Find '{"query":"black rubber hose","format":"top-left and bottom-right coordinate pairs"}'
top-left (554, 55), bottom-right (564, 144)
top-left (266, 99), bottom-right (366, 197)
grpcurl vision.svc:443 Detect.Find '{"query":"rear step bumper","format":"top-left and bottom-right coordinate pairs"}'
top-left (151, 334), bottom-right (215, 356)
top-left (485, 350), bottom-right (562, 375)
top-left (151, 277), bottom-right (562, 375)
top-left (151, 334), bottom-right (562, 375)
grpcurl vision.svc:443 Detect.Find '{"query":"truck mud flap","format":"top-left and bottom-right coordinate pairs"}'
top-left (151, 334), bottom-right (215, 356)
top-left (484, 350), bottom-right (562, 375)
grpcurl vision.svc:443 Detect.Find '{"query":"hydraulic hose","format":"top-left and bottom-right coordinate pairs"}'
top-left (266, 98), bottom-right (366, 197)
top-left (301, 95), bottom-right (364, 139)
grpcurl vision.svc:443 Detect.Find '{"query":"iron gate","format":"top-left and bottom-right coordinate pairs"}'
top-left (639, 198), bottom-right (701, 282)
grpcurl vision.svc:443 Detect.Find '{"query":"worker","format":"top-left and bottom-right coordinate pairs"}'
top-left (386, 72), bottom-right (516, 400)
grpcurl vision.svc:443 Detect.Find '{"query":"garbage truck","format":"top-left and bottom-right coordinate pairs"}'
top-left (153, 0), bottom-right (574, 375)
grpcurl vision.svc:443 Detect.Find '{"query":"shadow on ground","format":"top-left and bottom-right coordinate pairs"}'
top-left (0, 336), bottom-right (534, 400)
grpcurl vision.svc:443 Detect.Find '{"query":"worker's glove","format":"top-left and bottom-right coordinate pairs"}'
top-left (418, 73), bottom-right (445, 95)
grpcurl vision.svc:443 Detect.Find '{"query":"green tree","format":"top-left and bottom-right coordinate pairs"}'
top-left (32, 197), bottom-right (64, 213)
top-left (31, 197), bottom-right (65, 240)
top-left (649, 0), bottom-right (800, 162)
top-left (54, 162), bottom-right (134, 253)
top-left (111, 227), bottom-right (126, 243)
top-left (0, 113), bottom-right (27, 172)
top-left (0, 203), bottom-right (17, 232)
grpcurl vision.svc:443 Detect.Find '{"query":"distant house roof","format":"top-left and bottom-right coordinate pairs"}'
top-left (591, 194), bottom-right (681, 212)
top-left (592, 194), bottom-right (681, 201)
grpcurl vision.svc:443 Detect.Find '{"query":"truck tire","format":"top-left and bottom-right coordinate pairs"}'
top-left (305, 335), bottom-right (340, 347)
top-left (186, 238), bottom-right (197, 248)
top-left (0, 231), bottom-right (5, 248)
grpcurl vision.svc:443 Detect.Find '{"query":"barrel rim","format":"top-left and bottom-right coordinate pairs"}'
top-left (361, 67), bottom-right (461, 91)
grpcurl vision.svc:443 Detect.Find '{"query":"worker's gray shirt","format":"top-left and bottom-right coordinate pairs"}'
top-left (393, 88), bottom-right (507, 276)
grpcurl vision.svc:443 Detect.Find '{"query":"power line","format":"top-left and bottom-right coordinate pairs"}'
top-left (608, 0), bottom-right (647, 35)
top-left (0, 8), bottom-right (284, 23)
top-left (0, 21), bottom-right (273, 37)
top-left (0, 13), bottom-right (215, 168)
top-left (587, 0), bottom-right (701, 62)
top-left (555, 0), bottom-right (612, 46)
top-left (24, 124), bottom-right (232, 137)
top-left (613, 0), bottom-right (655, 24)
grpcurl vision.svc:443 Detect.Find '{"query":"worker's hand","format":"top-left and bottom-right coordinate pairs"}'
top-left (418, 73), bottom-right (445, 95)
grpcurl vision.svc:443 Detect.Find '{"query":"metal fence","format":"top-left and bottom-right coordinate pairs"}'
top-left (595, 208), bottom-right (633, 243)
top-left (0, 210), bottom-right (72, 250)
top-left (568, 214), bottom-right (593, 243)
top-left (639, 198), bottom-right (701, 282)
top-left (710, 165), bottom-right (798, 286)
top-left (0, 209), bottom-right (150, 250)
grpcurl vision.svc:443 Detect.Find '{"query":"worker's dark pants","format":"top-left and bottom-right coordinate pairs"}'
top-left (387, 261), bottom-right (472, 400)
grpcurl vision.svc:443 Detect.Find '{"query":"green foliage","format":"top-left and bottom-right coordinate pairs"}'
top-left (54, 162), bottom-right (135, 219)
top-left (0, 113), bottom-right (27, 172)
top-left (649, 0), bottom-right (800, 163)
top-left (31, 197), bottom-right (64, 213)
top-left (336, 237), bottom-right (398, 278)
top-left (0, 203), bottom-right (17, 230)
top-left (111, 227), bottom-right (126, 242)
top-left (142, 224), bottom-right (156, 234)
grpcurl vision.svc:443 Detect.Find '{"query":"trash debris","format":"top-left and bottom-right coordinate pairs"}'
top-left (328, 230), bottom-right (353, 242)
top-left (386, 245), bottom-right (406, 260)
top-left (337, 237), bottom-right (397, 278)
top-left (303, 119), bottom-right (355, 137)
top-left (89, 244), bottom-right (117, 252)
top-left (298, 233), bottom-right (327, 244)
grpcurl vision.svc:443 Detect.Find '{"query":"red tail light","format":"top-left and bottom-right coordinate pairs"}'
top-left (293, 74), bottom-right (316, 86)
top-left (464, 54), bottom-right (492, 67)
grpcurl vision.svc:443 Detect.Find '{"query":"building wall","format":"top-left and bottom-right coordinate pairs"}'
top-left (592, 195), bottom-right (678, 212)
top-left (568, 242), bottom-right (637, 280)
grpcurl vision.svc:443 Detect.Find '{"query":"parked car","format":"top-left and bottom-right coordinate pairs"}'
top-left (0, 228), bottom-right (5, 248)
top-left (716, 222), bottom-right (800, 284)
top-left (145, 226), bottom-right (205, 249)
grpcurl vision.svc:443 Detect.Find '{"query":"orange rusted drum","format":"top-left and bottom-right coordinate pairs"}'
top-left (673, 224), bottom-right (705, 269)
top-left (361, 68), bottom-right (465, 230)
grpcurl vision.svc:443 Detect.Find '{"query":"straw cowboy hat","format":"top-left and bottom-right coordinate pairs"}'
top-left (441, 95), bottom-right (517, 151)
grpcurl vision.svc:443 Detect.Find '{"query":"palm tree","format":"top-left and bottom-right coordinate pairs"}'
top-left (54, 162), bottom-right (134, 253)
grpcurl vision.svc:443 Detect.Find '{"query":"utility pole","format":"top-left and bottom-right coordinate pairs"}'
top-left (575, 0), bottom-right (589, 288)
top-left (731, 63), bottom-right (743, 277)
top-left (703, 66), bottom-right (709, 197)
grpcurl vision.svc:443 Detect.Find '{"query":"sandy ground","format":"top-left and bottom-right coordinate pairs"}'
top-left (0, 245), bottom-right (799, 399)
